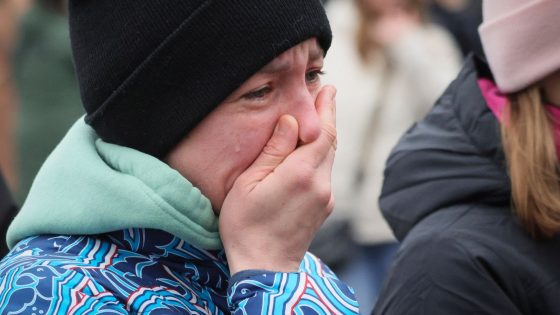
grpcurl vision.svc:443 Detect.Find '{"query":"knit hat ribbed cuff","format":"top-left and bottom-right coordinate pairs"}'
top-left (75, 0), bottom-right (331, 158)
top-left (479, 1), bottom-right (560, 93)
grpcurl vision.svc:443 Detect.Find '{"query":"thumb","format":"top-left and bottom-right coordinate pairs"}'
top-left (245, 115), bottom-right (299, 180)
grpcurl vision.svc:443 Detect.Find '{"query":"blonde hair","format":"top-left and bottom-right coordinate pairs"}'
top-left (501, 86), bottom-right (560, 238)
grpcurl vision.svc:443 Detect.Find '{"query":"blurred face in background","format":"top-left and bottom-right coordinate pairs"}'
top-left (355, 0), bottom-right (425, 58)
top-left (359, 0), bottom-right (424, 16)
top-left (362, 0), bottom-right (403, 15)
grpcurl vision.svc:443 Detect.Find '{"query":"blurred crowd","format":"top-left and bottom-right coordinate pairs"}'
top-left (0, 0), bottom-right (482, 312)
top-left (311, 0), bottom-right (482, 311)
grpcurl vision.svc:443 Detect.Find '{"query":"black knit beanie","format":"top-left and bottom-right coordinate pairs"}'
top-left (69, 0), bottom-right (332, 158)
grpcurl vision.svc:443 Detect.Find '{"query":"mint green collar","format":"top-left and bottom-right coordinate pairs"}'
top-left (7, 118), bottom-right (221, 249)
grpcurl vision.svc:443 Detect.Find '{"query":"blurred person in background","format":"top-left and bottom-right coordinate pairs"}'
top-left (14, 0), bottom-right (83, 203)
top-left (0, 170), bottom-right (17, 256)
top-left (315, 0), bottom-right (461, 311)
top-left (429, 0), bottom-right (484, 57)
top-left (374, 0), bottom-right (560, 313)
top-left (0, 0), bottom-right (31, 258)
top-left (0, 0), bottom-right (31, 192)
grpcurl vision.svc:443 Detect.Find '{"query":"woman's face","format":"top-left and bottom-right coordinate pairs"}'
top-left (166, 39), bottom-right (325, 212)
top-left (362, 0), bottom-right (405, 15)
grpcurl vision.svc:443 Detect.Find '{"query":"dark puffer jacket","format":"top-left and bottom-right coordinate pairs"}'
top-left (374, 55), bottom-right (560, 315)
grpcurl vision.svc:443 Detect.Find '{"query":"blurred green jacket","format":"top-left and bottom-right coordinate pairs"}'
top-left (14, 3), bottom-right (83, 203)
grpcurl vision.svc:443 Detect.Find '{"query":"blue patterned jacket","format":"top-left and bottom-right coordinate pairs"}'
top-left (0, 228), bottom-right (359, 314)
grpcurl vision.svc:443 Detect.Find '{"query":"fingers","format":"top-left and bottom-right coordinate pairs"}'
top-left (316, 85), bottom-right (337, 130)
top-left (296, 85), bottom-right (337, 168)
top-left (236, 86), bottom-right (336, 190)
top-left (317, 85), bottom-right (337, 150)
top-left (244, 115), bottom-right (299, 182)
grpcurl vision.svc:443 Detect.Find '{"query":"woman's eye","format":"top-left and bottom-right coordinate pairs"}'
top-left (243, 86), bottom-right (272, 100)
top-left (306, 69), bottom-right (325, 84)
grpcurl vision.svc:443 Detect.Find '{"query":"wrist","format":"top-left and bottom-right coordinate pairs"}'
top-left (226, 251), bottom-right (301, 275)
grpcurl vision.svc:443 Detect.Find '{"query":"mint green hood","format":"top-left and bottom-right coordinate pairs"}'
top-left (7, 118), bottom-right (221, 249)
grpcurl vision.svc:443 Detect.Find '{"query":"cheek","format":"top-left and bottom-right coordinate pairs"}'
top-left (311, 86), bottom-right (321, 101)
top-left (230, 119), bottom-right (276, 171)
top-left (219, 108), bottom-right (281, 200)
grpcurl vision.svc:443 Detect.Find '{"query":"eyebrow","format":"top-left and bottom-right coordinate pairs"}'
top-left (258, 45), bottom-right (325, 75)
top-left (309, 46), bottom-right (324, 62)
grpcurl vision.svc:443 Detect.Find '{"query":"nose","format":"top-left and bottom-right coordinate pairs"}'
top-left (287, 88), bottom-right (321, 144)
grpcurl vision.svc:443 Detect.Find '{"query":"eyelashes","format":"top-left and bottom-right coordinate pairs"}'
top-left (242, 69), bottom-right (325, 101)
top-left (243, 86), bottom-right (273, 100)
top-left (305, 70), bottom-right (325, 84)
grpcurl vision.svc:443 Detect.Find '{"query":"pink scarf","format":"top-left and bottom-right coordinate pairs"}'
top-left (478, 77), bottom-right (560, 158)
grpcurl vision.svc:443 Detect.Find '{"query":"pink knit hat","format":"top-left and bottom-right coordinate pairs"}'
top-left (479, 0), bottom-right (560, 93)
